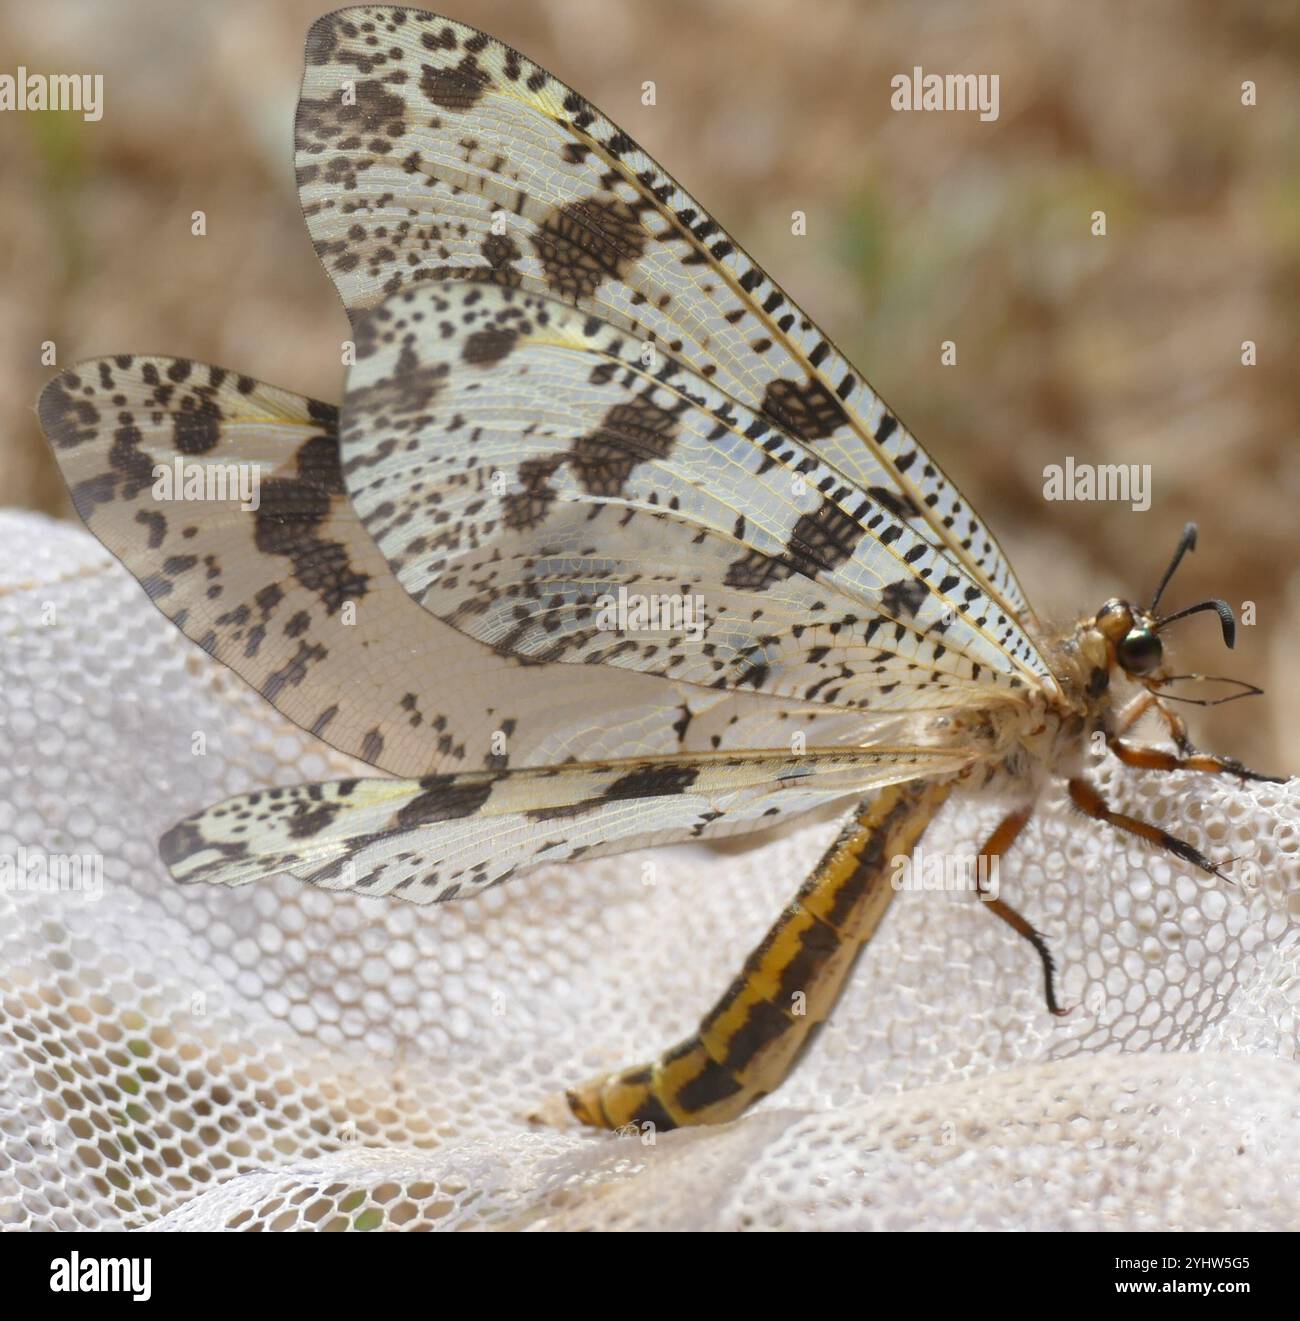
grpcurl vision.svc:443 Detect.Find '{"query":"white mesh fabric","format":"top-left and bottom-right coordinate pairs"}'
top-left (2, 509), bottom-right (1298, 1232)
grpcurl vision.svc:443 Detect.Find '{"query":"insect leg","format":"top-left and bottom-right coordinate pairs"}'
top-left (1106, 737), bottom-right (1284, 784)
top-left (1067, 777), bottom-right (1232, 882)
top-left (1113, 690), bottom-right (1158, 736)
top-left (1114, 690), bottom-right (1205, 758)
top-left (971, 807), bottom-right (1067, 1016)
top-left (1113, 690), bottom-right (1194, 753)
top-left (565, 778), bottom-right (952, 1132)
top-left (1150, 697), bottom-right (1194, 754)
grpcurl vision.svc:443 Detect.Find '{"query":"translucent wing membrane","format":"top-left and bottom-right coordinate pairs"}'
top-left (160, 747), bottom-right (972, 902)
top-left (38, 357), bottom-right (812, 776)
top-left (38, 9), bottom-right (1059, 924)
top-left (341, 283), bottom-right (1058, 708)
top-left (40, 358), bottom-right (915, 772)
top-left (296, 5), bottom-right (1037, 628)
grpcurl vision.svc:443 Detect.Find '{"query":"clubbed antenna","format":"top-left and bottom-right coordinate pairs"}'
top-left (1156, 598), bottom-right (1237, 650)
top-left (1148, 522), bottom-right (1198, 614)
top-left (1148, 523), bottom-right (1235, 649)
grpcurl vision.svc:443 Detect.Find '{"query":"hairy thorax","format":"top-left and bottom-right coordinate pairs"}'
top-left (933, 614), bottom-right (1134, 799)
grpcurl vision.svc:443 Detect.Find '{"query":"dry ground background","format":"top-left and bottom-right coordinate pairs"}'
top-left (1, 0), bottom-right (1296, 768)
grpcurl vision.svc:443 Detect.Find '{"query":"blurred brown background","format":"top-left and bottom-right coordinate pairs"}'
top-left (1, 0), bottom-right (1297, 768)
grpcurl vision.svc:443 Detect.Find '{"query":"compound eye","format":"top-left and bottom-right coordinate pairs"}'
top-left (1117, 627), bottom-right (1162, 676)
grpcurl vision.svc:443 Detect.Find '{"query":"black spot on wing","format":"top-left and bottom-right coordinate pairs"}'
top-left (879, 576), bottom-right (929, 620)
top-left (420, 55), bottom-right (492, 111)
top-left (502, 455), bottom-right (563, 531)
top-left (568, 393), bottom-right (680, 497)
top-left (38, 373), bottom-right (101, 451)
top-left (601, 764), bottom-right (701, 801)
top-left (287, 801), bottom-right (344, 839)
top-left (462, 326), bottom-right (518, 365)
top-left (254, 433), bottom-right (370, 612)
top-left (159, 819), bottom-right (249, 870)
top-left (760, 375), bottom-right (850, 442)
top-left (173, 395), bottom-right (222, 455)
top-left (531, 194), bottom-right (652, 301)
top-left (786, 500), bottom-right (864, 579)
top-left (867, 485), bottom-right (922, 521)
top-left (723, 547), bottom-right (796, 592)
top-left (397, 775), bottom-right (495, 827)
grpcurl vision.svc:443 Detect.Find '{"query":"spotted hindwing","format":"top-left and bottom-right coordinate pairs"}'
top-left (160, 747), bottom-right (974, 901)
top-left (39, 357), bottom-right (743, 776)
top-left (40, 358), bottom-right (909, 775)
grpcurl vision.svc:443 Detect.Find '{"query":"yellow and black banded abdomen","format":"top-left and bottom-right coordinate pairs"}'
top-left (567, 778), bottom-right (952, 1131)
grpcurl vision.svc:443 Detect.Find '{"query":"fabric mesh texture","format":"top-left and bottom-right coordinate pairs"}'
top-left (2, 511), bottom-right (1298, 1231)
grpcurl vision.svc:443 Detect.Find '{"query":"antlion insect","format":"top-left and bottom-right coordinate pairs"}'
top-left (38, 7), bottom-right (1284, 1132)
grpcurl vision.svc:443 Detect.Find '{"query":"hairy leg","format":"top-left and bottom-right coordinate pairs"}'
top-left (1067, 777), bottom-right (1232, 882)
top-left (1113, 690), bottom-right (1191, 752)
top-left (973, 806), bottom-right (1067, 1016)
top-left (1107, 735), bottom-right (1283, 784)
